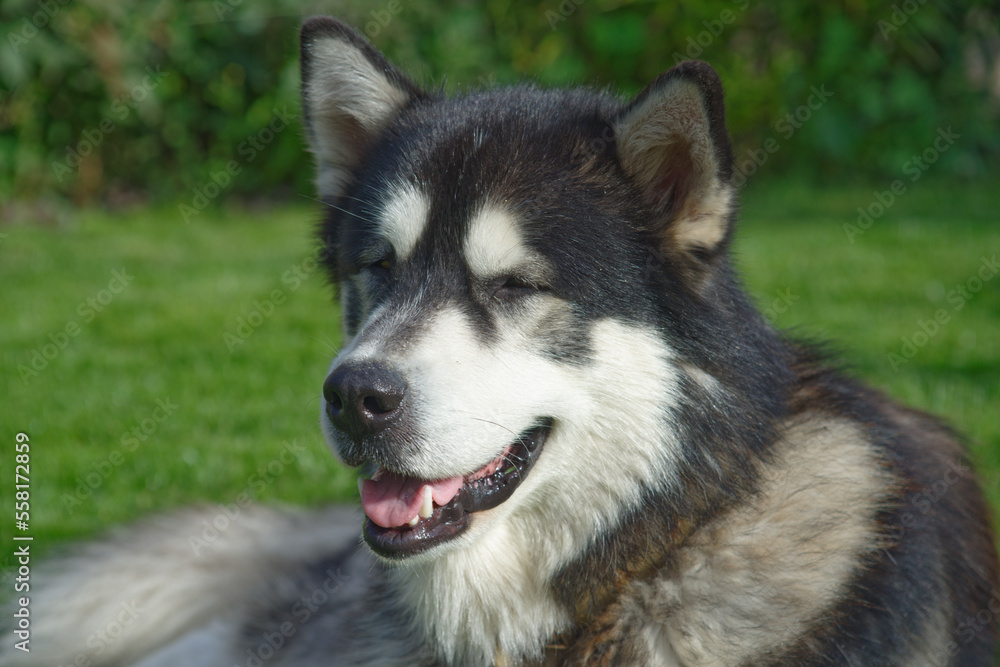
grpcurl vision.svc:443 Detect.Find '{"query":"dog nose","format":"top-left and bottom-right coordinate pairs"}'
top-left (323, 361), bottom-right (407, 440)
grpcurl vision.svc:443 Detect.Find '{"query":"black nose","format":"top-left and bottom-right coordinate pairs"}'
top-left (323, 361), bottom-right (407, 441)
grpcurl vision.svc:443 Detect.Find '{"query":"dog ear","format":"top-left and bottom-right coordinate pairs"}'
top-left (299, 17), bottom-right (423, 199)
top-left (613, 61), bottom-right (735, 269)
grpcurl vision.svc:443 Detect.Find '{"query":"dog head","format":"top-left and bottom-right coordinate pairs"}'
top-left (300, 17), bottom-right (781, 564)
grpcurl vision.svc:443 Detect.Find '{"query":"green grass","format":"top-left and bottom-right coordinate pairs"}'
top-left (1, 178), bottom-right (998, 572)
top-left (736, 177), bottom-right (1000, 506)
top-left (1, 204), bottom-right (354, 562)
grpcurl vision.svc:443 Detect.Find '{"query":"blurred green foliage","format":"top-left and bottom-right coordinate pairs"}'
top-left (1, 0), bottom-right (998, 206)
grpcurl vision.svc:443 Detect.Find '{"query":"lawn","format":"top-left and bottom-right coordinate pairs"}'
top-left (1, 177), bottom-right (998, 572)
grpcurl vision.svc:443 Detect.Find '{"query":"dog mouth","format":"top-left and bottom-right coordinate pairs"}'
top-left (359, 419), bottom-right (552, 559)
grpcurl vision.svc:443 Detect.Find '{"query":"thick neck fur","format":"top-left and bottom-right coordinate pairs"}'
top-left (380, 285), bottom-right (792, 667)
top-left (387, 513), bottom-right (571, 666)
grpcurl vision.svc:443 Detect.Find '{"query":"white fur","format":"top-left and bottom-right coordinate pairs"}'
top-left (129, 619), bottom-right (235, 667)
top-left (462, 204), bottom-right (536, 280)
top-left (375, 183), bottom-right (430, 263)
top-left (305, 43), bottom-right (408, 134)
top-left (319, 197), bottom-right (688, 663)
top-left (643, 624), bottom-right (684, 666)
top-left (671, 181), bottom-right (733, 251)
top-left (303, 34), bottom-right (411, 199)
top-left (657, 415), bottom-right (893, 665)
top-left (678, 360), bottom-right (724, 396)
top-left (2, 507), bottom-right (361, 667)
top-left (336, 310), bottom-right (686, 664)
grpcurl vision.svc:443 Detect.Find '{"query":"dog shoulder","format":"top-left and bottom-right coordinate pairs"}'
top-left (560, 408), bottom-right (891, 665)
top-left (561, 364), bottom-right (997, 666)
top-left (662, 409), bottom-right (893, 664)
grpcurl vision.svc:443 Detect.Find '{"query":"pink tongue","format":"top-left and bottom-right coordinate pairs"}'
top-left (361, 472), bottom-right (464, 528)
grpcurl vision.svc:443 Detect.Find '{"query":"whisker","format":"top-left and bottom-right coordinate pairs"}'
top-left (469, 416), bottom-right (521, 442)
top-left (297, 193), bottom-right (368, 221)
top-left (312, 335), bottom-right (341, 354)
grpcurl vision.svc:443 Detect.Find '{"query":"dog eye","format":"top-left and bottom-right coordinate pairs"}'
top-left (365, 256), bottom-right (393, 275)
top-left (494, 276), bottom-right (543, 300)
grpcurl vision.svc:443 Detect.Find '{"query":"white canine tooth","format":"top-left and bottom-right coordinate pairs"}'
top-left (357, 478), bottom-right (364, 495)
top-left (419, 486), bottom-right (433, 519)
top-left (407, 514), bottom-right (420, 527)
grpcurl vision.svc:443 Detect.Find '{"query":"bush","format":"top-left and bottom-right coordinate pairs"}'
top-left (1, 0), bottom-right (997, 207)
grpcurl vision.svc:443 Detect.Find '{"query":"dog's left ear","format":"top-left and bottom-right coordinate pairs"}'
top-left (299, 17), bottom-right (423, 200)
top-left (613, 61), bottom-right (735, 270)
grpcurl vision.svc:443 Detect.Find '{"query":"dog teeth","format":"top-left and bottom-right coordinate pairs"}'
top-left (419, 486), bottom-right (433, 519)
top-left (407, 514), bottom-right (420, 527)
top-left (357, 478), bottom-right (364, 495)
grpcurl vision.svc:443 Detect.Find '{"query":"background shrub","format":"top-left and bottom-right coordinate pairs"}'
top-left (1, 0), bottom-right (997, 207)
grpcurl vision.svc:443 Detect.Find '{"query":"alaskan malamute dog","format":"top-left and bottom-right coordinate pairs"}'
top-left (8, 17), bottom-right (998, 667)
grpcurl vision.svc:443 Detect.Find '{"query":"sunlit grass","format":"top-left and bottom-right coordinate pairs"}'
top-left (737, 177), bottom-right (1000, 512)
top-left (1, 177), bottom-right (997, 568)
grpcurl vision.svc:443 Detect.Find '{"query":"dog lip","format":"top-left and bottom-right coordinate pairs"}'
top-left (362, 420), bottom-right (552, 559)
top-left (458, 420), bottom-right (551, 514)
top-left (363, 501), bottom-right (469, 559)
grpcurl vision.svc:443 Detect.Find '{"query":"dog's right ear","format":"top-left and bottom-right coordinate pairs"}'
top-left (299, 17), bottom-right (423, 200)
